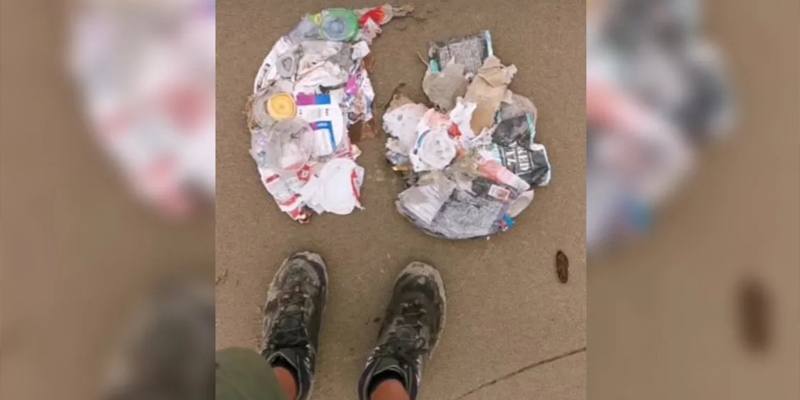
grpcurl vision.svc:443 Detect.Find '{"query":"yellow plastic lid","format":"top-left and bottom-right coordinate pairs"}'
top-left (267, 93), bottom-right (296, 120)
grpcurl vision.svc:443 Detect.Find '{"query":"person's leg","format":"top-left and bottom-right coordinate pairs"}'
top-left (357, 261), bottom-right (447, 400)
top-left (370, 379), bottom-right (411, 400)
top-left (273, 366), bottom-right (298, 400)
top-left (216, 348), bottom-right (288, 400)
top-left (260, 251), bottom-right (329, 400)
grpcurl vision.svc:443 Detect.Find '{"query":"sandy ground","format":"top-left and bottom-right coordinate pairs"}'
top-left (215, 1), bottom-right (586, 399)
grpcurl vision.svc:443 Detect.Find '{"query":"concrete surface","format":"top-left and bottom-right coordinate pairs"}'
top-left (216, 1), bottom-right (586, 399)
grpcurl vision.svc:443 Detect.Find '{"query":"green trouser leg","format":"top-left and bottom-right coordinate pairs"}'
top-left (216, 348), bottom-right (287, 400)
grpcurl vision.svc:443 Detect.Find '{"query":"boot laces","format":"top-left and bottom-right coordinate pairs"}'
top-left (270, 282), bottom-right (311, 348)
top-left (375, 300), bottom-right (429, 363)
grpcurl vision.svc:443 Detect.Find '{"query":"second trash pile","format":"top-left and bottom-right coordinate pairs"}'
top-left (385, 31), bottom-right (552, 239)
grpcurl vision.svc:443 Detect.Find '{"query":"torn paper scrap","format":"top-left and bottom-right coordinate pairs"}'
top-left (465, 56), bottom-right (517, 133)
top-left (422, 62), bottom-right (468, 111)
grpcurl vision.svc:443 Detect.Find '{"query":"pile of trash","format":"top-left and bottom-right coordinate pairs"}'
top-left (248, 4), bottom-right (412, 222)
top-left (385, 31), bottom-right (552, 239)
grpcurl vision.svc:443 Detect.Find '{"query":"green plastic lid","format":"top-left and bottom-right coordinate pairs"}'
top-left (320, 9), bottom-right (358, 41)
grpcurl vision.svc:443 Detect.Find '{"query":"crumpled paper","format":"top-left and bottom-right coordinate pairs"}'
top-left (465, 56), bottom-right (517, 133)
top-left (422, 62), bottom-right (468, 111)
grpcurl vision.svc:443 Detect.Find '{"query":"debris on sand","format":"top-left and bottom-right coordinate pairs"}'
top-left (385, 32), bottom-right (552, 239)
top-left (247, 4), bottom-right (413, 222)
top-left (555, 250), bottom-right (569, 283)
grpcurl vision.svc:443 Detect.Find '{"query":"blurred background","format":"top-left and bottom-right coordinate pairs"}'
top-left (0, 0), bottom-right (798, 399)
top-left (588, 1), bottom-right (799, 400)
top-left (1, 1), bottom-right (215, 399)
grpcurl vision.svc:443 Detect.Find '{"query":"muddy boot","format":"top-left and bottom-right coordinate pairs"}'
top-left (261, 251), bottom-right (328, 400)
top-left (357, 261), bottom-right (447, 400)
